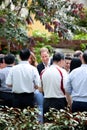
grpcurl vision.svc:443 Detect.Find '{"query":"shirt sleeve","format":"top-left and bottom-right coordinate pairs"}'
top-left (6, 68), bottom-right (13, 86)
top-left (33, 67), bottom-right (41, 87)
top-left (64, 73), bottom-right (72, 95)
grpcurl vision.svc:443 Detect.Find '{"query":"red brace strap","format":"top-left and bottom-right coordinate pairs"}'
top-left (40, 67), bottom-right (65, 95)
top-left (56, 67), bottom-right (65, 95)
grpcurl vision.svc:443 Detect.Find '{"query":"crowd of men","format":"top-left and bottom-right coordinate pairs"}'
top-left (0, 47), bottom-right (87, 123)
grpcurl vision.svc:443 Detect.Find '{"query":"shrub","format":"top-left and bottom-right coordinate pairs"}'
top-left (0, 106), bottom-right (87, 130)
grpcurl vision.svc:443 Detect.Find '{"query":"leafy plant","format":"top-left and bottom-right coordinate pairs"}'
top-left (0, 0), bottom-right (86, 48)
top-left (44, 108), bottom-right (87, 130)
top-left (73, 33), bottom-right (87, 51)
top-left (0, 106), bottom-right (87, 130)
top-left (33, 30), bottom-right (59, 45)
top-left (80, 43), bottom-right (87, 51)
top-left (29, 0), bottom-right (87, 39)
top-left (73, 33), bottom-right (87, 40)
top-left (0, 106), bottom-right (42, 130)
top-left (0, 9), bottom-right (29, 53)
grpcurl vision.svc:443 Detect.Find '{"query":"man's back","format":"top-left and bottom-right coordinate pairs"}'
top-left (0, 67), bottom-right (12, 91)
top-left (40, 52), bottom-right (68, 123)
top-left (66, 64), bottom-right (87, 102)
top-left (6, 61), bottom-right (40, 93)
top-left (42, 65), bottom-right (66, 98)
top-left (65, 50), bottom-right (87, 113)
top-left (6, 48), bottom-right (40, 109)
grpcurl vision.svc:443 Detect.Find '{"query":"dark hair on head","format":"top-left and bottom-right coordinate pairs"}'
top-left (82, 50), bottom-right (87, 64)
top-left (70, 57), bottom-right (82, 72)
top-left (65, 54), bottom-right (72, 60)
top-left (20, 48), bottom-right (30, 60)
top-left (4, 53), bottom-right (15, 64)
top-left (53, 52), bottom-right (64, 62)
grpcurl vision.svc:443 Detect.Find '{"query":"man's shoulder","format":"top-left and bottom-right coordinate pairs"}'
top-left (0, 67), bottom-right (7, 74)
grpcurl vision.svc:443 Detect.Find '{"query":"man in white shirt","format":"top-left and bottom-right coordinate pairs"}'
top-left (0, 53), bottom-right (15, 107)
top-left (39, 52), bottom-right (68, 122)
top-left (6, 48), bottom-right (40, 109)
top-left (65, 50), bottom-right (87, 113)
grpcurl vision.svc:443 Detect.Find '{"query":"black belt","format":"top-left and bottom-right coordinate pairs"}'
top-left (13, 92), bottom-right (34, 96)
top-left (0, 91), bottom-right (12, 94)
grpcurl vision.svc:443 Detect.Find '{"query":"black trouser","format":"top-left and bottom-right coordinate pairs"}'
top-left (13, 93), bottom-right (34, 109)
top-left (43, 97), bottom-right (67, 123)
top-left (72, 101), bottom-right (87, 113)
top-left (0, 91), bottom-right (13, 107)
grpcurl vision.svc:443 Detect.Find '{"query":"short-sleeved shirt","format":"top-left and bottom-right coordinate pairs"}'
top-left (0, 66), bottom-right (12, 92)
top-left (41, 64), bottom-right (68, 98)
top-left (65, 64), bottom-right (87, 102)
top-left (6, 61), bottom-right (40, 93)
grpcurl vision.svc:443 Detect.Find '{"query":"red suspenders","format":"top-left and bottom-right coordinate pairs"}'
top-left (56, 67), bottom-right (65, 95)
top-left (40, 67), bottom-right (65, 95)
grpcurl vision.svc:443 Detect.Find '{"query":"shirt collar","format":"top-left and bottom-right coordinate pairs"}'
top-left (81, 64), bottom-right (87, 67)
top-left (19, 61), bottom-right (29, 64)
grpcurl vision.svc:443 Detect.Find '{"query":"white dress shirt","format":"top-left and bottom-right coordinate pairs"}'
top-left (65, 64), bottom-right (87, 102)
top-left (41, 64), bottom-right (68, 98)
top-left (6, 61), bottom-right (40, 93)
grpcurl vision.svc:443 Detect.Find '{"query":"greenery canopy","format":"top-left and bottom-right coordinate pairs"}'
top-left (0, 0), bottom-right (87, 50)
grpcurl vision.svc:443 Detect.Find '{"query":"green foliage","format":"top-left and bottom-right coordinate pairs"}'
top-left (0, 0), bottom-right (87, 53)
top-left (80, 43), bottom-right (87, 51)
top-left (33, 30), bottom-right (59, 45)
top-left (0, 106), bottom-right (42, 130)
top-left (73, 33), bottom-right (87, 40)
top-left (0, 106), bottom-right (87, 130)
top-left (0, 10), bottom-right (29, 45)
top-left (30, 0), bottom-right (87, 39)
top-left (0, 0), bottom-right (86, 49)
top-left (73, 33), bottom-right (87, 51)
top-left (0, 0), bottom-right (30, 53)
top-left (75, 8), bottom-right (87, 28)
top-left (44, 108), bottom-right (87, 130)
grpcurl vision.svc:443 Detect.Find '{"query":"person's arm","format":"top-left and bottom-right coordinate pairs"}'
top-left (7, 84), bottom-right (12, 87)
top-left (6, 68), bottom-right (13, 88)
top-left (38, 86), bottom-right (43, 93)
top-left (34, 80), bottom-right (43, 92)
top-left (64, 73), bottom-right (72, 109)
top-left (65, 92), bottom-right (72, 109)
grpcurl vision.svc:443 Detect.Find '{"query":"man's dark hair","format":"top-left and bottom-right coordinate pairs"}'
top-left (65, 54), bottom-right (72, 60)
top-left (70, 57), bottom-right (82, 72)
top-left (82, 50), bottom-right (87, 64)
top-left (53, 52), bottom-right (64, 62)
top-left (20, 48), bottom-right (30, 61)
top-left (4, 53), bottom-right (15, 64)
